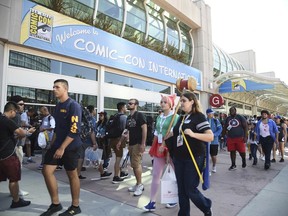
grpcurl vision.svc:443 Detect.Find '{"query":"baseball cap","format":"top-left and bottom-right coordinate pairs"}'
top-left (274, 115), bottom-right (281, 119)
top-left (98, 111), bottom-right (107, 116)
top-left (206, 108), bottom-right (214, 115)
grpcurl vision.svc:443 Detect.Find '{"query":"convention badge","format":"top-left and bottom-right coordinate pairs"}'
top-left (177, 135), bottom-right (183, 147)
top-left (158, 134), bottom-right (163, 143)
top-left (184, 119), bottom-right (191, 124)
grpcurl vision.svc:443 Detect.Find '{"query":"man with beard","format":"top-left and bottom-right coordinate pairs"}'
top-left (118, 99), bottom-right (147, 196)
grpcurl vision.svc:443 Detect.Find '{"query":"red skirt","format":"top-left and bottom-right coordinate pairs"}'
top-left (149, 137), bottom-right (168, 158)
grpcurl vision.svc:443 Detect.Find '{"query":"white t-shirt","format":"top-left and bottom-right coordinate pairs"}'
top-left (259, 122), bottom-right (270, 137)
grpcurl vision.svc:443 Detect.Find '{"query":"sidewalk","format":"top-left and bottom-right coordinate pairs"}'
top-left (0, 148), bottom-right (288, 216)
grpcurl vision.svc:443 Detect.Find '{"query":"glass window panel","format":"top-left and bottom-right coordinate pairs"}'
top-left (104, 97), bottom-right (161, 119)
top-left (98, 0), bottom-right (124, 21)
top-left (76, 0), bottom-right (95, 8)
top-left (124, 0), bottom-right (146, 43)
top-left (61, 62), bottom-right (97, 80)
top-left (105, 72), bottom-right (170, 93)
top-left (7, 85), bottom-right (97, 109)
top-left (97, 0), bottom-right (124, 35)
top-left (9, 51), bottom-right (98, 81)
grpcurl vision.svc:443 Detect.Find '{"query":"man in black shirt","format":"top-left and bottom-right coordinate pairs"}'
top-left (121, 98), bottom-right (147, 196)
top-left (0, 101), bottom-right (35, 208)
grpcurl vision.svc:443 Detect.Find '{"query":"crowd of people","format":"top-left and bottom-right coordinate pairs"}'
top-left (1, 79), bottom-right (287, 216)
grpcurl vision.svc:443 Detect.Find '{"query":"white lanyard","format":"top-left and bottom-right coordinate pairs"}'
top-left (159, 116), bottom-right (167, 133)
top-left (179, 114), bottom-right (190, 134)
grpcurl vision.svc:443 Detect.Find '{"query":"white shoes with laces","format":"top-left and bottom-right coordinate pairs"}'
top-left (128, 184), bottom-right (144, 196)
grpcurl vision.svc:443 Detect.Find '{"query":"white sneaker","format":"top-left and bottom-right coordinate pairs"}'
top-left (128, 184), bottom-right (137, 192)
top-left (212, 166), bottom-right (216, 173)
top-left (133, 184), bottom-right (144, 196)
top-left (19, 189), bottom-right (29, 196)
top-left (261, 156), bottom-right (265, 161)
top-left (166, 203), bottom-right (178, 208)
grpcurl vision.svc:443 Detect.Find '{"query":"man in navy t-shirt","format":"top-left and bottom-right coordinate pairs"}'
top-left (223, 106), bottom-right (248, 171)
top-left (41, 79), bottom-right (82, 216)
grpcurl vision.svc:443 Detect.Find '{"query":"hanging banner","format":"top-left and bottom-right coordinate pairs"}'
top-left (20, 0), bottom-right (202, 90)
top-left (219, 79), bottom-right (274, 93)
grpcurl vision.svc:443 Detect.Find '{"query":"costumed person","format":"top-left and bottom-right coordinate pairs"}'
top-left (143, 94), bottom-right (179, 211)
top-left (166, 90), bottom-right (213, 216)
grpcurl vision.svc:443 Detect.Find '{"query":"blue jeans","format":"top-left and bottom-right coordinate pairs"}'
top-left (173, 156), bottom-right (212, 216)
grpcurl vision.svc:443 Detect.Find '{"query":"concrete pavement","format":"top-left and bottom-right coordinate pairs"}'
top-left (1, 147), bottom-right (288, 216)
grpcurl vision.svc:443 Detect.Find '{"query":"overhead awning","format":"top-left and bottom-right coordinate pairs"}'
top-left (214, 70), bottom-right (288, 114)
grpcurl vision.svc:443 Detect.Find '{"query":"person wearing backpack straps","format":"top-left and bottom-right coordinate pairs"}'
top-left (119, 98), bottom-right (147, 196)
top-left (206, 108), bottom-right (222, 174)
top-left (223, 106), bottom-right (248, 171)
top-left (38, 106), bottom-right (55, 170)
top-left (77, 105), bottom-right (97, 179)
top-left (40, 79), bottom-right (82, 216)
top-left (109, 102), bottom-right (129, 184)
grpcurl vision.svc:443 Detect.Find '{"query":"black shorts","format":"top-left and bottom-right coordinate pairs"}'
top-left (44, 147), bottom-right (80, 171)
top-left (210, 144), bottom-right (219, 156)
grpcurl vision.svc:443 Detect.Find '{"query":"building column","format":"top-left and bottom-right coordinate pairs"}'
top-left (0, 41), bottom-right (6, 111)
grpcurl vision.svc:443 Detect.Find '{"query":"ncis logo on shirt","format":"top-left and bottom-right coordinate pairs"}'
top-left (71, 115), bottom-right (78, 133)
top-left (60, 109), bottom-right (67, 113)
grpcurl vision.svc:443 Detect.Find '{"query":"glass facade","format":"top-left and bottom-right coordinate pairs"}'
top-left (124, 0), bottom-right (146, 43)
top-left (96, 0), bottom-right (124, 35)
top-left (7, 85), bottom-right (97, 111)
top-left (105, 71), bottom-right (170, 93)
top-left (9, 50), bottom-right (98, 81)
top-left (104, 97), bottom-right (161, 119)
top-left (213, 44), bottom-right (246, 78)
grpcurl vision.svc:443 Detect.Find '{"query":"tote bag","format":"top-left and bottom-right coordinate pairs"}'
top-left (161, 164), bottom-right (178, 204)
top-left (84, 147), bottom-right (103, 167)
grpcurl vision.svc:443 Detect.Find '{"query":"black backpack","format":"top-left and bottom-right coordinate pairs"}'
top-left (105, 113), bottom-right (124, 138)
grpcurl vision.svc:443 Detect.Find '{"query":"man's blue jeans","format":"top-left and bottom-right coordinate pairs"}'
top-left (173, 156), bottom-right (211, 216)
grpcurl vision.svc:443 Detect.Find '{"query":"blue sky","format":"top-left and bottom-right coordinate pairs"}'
top-left (205, 0), bottom-right (288, 84)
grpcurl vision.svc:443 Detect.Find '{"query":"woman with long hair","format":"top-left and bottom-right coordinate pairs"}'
top-left (166, 90), bottom-right (213, 216)
top-left (94, 111), bottom-right (112, 179)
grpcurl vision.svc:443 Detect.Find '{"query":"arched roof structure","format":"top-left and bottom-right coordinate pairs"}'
top-left (214, 70), bottom-right (288, 115)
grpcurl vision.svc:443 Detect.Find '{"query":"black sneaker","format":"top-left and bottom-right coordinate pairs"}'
top-left (279, 158), bottom-right (284, 162)
top-left (40, 203), bottom-right (63, 216)
top-left (205, 208), bottom-right (213, 216)
top-left (242, 161), bottom-right (246, 168)
top-left (120, 171), bottom-right (129, 179)
top-left (100, 171), bottom-right (112, 179)
top-left (264, 164), bottom-right (270, 170)
top-left (59, 205), bottom-right (81, 216)
top-left (228, 165), bottom-right (237, 171)
top-left (112, 176), bottom-right (124, 184)
top-left (271, 159), bottom-right (276, 163)
top-left (78, 175), bottom-right (86, 179)
top-left (10, 198), bottom-right (31, 208)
